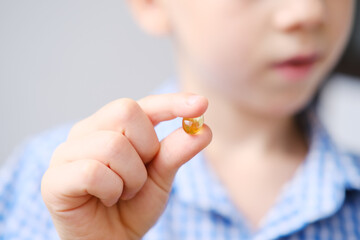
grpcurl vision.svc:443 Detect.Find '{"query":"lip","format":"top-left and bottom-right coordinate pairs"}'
top-left (272, 53), bottom-right (320, 82)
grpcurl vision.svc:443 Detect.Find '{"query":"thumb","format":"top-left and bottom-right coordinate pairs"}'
top-left (147, 124), bottom-right (212, 193)
top-left (115, 125), bottom-right (212, 238)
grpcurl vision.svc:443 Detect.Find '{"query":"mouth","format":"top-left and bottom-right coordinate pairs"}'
top-left (272, 53), bottom-right (320, 82)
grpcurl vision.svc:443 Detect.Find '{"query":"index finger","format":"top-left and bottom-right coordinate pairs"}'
top-left (138, 93), bottom-right (208, 126)
top-left (67, 93), bottom-right (208, 162)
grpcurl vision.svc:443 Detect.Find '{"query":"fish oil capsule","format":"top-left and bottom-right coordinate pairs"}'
top-left (182, 115), bottom-right (204, 135)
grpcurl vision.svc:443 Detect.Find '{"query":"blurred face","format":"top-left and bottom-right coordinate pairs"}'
top-left (163, 0), bottom-right (355, 116)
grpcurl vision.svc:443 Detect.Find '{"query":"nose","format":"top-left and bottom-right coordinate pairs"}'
top-left (273, 0), bottom-right (326, 32)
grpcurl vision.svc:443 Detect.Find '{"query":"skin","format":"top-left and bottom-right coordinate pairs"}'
top-left (161, 0), bottom-right (355, 227)
top-left (42, 94), bottom-right (212, 240)
top-left (41, 0), bottom-right (355, 239)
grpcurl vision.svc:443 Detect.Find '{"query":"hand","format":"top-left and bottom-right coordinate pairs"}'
top-left (41, 93), bottom-right (212, 240)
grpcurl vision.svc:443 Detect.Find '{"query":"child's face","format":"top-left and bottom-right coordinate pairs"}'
top-left (163, 0), bottom-right (355, 116)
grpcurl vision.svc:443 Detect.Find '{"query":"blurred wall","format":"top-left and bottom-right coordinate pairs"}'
top-left (0, 0), bottom-right (175, 163)
top-left (319, 74), bottom-right (360, 155)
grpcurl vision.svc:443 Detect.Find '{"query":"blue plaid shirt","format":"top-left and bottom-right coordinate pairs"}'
top-left (1, 81), bottom-right (360, 239)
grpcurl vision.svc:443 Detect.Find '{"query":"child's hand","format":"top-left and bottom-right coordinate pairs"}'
top-left (41, 93), bottom-right (212, 240)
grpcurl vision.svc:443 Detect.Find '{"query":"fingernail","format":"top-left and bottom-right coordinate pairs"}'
top-left (186, 95), bottom-right (202, 106)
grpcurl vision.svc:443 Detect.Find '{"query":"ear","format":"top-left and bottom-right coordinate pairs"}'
top-left (126, 0), bottom-right (171, 36)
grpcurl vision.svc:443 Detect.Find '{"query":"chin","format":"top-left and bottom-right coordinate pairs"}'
top-left (245, 91), bottom-right (315, 119)
top-left (267, 97), bottom-right (314, 118)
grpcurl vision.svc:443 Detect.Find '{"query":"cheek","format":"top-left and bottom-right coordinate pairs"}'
top-left (170, 2), bottom-right (261, 89)
top-left (182, 20), bottom-right (272, 113)
top-left (188, 21), bottom-right (262, 96)
top-left (198, 37), bottom-right (254, 89)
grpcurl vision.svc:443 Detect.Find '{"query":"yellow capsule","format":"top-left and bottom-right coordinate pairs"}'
top-left (182, 115), bottom-right (204, 135)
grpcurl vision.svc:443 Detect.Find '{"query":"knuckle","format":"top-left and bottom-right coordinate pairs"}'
top-left (102, 131), bottom-right (128, 159)
top-left (122, 166), bottom-right (147, 200)
top-left (49, 142), bottom-right (68, 165)
top-left (52, 142), bottom-right (66, 157)
top-left (80, 160), bottom-right (102, 187)
top-left (113, 98), bottom-right (141, 123)
top-left (136, 167), bottom-right (148, 189)
top-left (67, 118), bottom-right (90, 139)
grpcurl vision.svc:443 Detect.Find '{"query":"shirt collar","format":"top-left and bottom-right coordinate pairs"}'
top-left (171, 150), bottom-right (253, 236)
top-left (154, 79), bottom-right (360, 238)
top-left (256, 108), bottom-right (360, 239)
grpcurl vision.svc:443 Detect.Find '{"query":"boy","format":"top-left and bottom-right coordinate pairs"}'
top-left (3, 0), bottom-right (360, 239)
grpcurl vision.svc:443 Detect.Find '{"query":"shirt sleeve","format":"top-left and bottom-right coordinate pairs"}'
top-left (0, 124), bottom-right (72, 239)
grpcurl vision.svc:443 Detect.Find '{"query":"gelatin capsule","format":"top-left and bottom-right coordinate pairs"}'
top-left (182, 115), bottom-right (204, 135)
